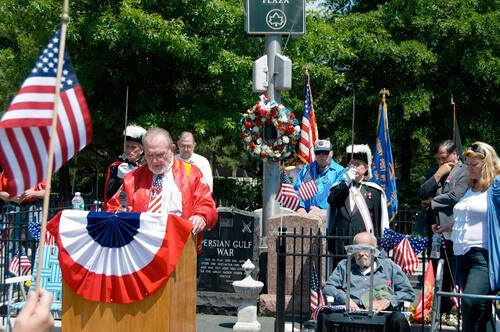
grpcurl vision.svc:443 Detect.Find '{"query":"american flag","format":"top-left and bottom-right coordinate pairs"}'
top-left (148, 174), bottom-right (163, 213)
top-left (298, 71), bottom-right (318, 164)
top-left (451, 285), bottom-right (462, 310)
top-left (310, 265), bottom-right (326, 315)
top-left (8, 246), bottom-right (32, 276)
top-left (298, 169), bottom-right (318, 201)
top-left (276, 171), bottom-right (300, 211)
top-left (0, 27), bottom-right (93, 196)
top-left (393, 236), bottom-right (419, 275)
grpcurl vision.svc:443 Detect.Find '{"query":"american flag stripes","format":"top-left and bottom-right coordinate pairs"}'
top-left (298, 71), bottom-right (318, 164)
top-left (8, 247), bottom-right (32, 276)
top-left (451, 285), bottom-right (462, 310)
top-left (393, 236), bottom-right (419, 275)
top-left (310, 265), bottom-right (326, 315)
top-left (276, 171), bottom-right (300, 211)
top-left (298, 170), bottom-right (318, 201)
top-left (0, 27), bottom-right (92, 196)
top-left (148, 174), bottom-right (163, 213)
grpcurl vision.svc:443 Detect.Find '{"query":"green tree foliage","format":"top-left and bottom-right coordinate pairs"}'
top-left (1, 0), bottom-right (499, 204)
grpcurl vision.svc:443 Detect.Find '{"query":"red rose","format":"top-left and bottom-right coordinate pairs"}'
top-left (259, 109), bottom-right (266, 118)
top-left (245, 122), bottom-right (252, 129)
top-left (275, 157), bottom-right (280, 162)
top-left (260, 152), bottom-right (267, 158)
top-left (253, 134), bottom-right (259, 140)
top-left (287, 121), bottom-right (293, 126)
top-left (266, 118), bottom-right (273, 124)
top-left (293, 140), bottom-right (298, 145)
top-left (249, 143), bottom-right (255, 150)
top-left (271, 110), bottom-right (277, 117)
top-left (290, 113), bottom-right (295, 119)
top-left (268, 142), bottom-right (274, 147)
top-left (275, 145), bottom-right (283, 151)
top-left (255, 119), bottom-right (262, 127)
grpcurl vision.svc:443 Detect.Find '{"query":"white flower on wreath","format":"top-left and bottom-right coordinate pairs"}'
top-left (267, 150), bottom-right (275, 157)
top-left (244, 136), bottom-right (252, 143)
top-left (261, 145), bottom-right (268, 152)
top-left (254, 146), bottom-right (261, 154)
top-left (295, 125), bottom-right (300, 133)
top-left (275, 151), bottom-right (282, 158)
top-left (257, 138), bottom-right (263, 145)
top-left (283, 151), bottom-right (291, 158)
top-left (282, 136), bottom-right (290, 144)
top-left (279, 113), bottom-right (288, 123)
top-left (253, 126), bottom-right (259, 133)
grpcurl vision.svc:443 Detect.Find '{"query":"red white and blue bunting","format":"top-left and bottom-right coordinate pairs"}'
top-left (47, 210), bottom-right (193, 303)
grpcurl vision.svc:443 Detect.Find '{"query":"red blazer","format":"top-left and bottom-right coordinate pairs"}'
top-left (106, 157), bottom-right (218, 253)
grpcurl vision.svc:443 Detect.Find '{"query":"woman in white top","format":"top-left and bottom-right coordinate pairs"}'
top-left (446, 142), bottom-right (500, 331)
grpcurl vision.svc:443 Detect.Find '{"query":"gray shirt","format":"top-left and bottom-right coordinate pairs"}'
top-left (322, 257), bottom-right (415, 310)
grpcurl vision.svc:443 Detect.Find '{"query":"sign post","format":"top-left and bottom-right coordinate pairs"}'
top-left (246, 0), bottom-right (305, 243)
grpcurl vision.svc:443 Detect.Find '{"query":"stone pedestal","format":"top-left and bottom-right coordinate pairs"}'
top-left (260, 210), bottom-right (327, 315)
top-left (233, 260), bottom-right (264, 332)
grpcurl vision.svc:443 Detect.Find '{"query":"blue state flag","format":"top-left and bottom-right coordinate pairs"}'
top-left (372, 95), bottom-right (398, 220)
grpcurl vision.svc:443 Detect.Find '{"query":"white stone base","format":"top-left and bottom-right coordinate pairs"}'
top-left (233, 321), bottom-right (261, 331)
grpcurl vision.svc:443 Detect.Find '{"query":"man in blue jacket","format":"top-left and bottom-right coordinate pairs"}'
top-left (295, 139), bottom-right (346, 213)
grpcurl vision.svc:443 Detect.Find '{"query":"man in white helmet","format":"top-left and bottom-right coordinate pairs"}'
top-left (104, 125), bottom-right (147, 206)
top-left (327, 144), bottom-right (389, 261)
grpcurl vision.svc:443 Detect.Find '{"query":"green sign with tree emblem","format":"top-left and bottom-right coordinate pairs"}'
top-left (245, 0), bottom-right (305, 36)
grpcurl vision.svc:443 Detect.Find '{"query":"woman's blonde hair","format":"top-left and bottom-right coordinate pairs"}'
top-left (464, 141), bottom-right (500, 192)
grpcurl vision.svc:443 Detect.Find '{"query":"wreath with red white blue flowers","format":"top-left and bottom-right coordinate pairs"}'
top-left (240, 95), bottom-right (300, 162)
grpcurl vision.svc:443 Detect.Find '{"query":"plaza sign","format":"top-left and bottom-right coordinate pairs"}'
top-left (245, 0), bottom-right (305, 36)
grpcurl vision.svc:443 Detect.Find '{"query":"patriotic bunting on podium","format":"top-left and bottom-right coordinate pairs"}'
top-left (47, 210), bottom-right (193, 303)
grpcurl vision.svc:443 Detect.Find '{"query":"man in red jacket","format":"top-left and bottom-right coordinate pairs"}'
top-left (106, 127), bottom-right (218, 254)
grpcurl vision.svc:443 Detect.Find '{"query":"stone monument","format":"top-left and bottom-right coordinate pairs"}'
top-left (259, 210), bottom-right (327, 315)
top-left (198, 207), bottom-right (260, 314)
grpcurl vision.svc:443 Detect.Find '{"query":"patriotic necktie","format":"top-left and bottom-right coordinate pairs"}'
top-left (148, 174), bottom-right (163, 213)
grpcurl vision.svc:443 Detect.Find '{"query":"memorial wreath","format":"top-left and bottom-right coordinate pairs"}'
top-left (240, 94), bottom-right (300, 162)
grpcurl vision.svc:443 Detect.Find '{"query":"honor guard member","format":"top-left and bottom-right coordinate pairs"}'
top-left (104, 125), bottom-right (147, 206)
top-left (295, 139), bottom-right (346, 213)
top-left (327, 145), bottom-right (389, 261)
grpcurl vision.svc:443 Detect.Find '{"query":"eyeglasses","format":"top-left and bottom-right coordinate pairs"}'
top-left (469, 144), bottom-right (486, 156)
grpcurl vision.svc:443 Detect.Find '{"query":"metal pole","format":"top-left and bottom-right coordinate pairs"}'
top-left (275, 228), bottom-right (286, 332)
top-left (261, 35), bottom-right (282, 243)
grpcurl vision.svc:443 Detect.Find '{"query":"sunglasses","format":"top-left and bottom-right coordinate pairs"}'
top-left (469, 144), bottom-right (486, 156)
top-left (315, 151), bottom-right (330, 155)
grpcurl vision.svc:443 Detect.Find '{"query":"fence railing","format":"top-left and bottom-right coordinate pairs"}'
top-left (0, 197), bottom-right (96, 321)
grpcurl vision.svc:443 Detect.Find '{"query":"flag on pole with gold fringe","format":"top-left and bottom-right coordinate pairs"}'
top-left (372, 90), bottom-right (398, 220)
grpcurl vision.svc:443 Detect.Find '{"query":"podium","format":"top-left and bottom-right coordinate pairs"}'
top-left (61, 235), bottom-right (197, 331)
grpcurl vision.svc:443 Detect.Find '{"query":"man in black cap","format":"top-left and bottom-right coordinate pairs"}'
top-left (103, 125), bottom-right (147, 206)
top-left (327, 144), bottom-right (389, 262)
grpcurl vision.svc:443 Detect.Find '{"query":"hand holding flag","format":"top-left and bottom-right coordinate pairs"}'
top-left (298, 169), bottom-right (318, 201)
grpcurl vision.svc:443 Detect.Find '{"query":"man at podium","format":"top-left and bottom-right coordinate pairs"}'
top-left (107, 127), bottom-right (218, 254)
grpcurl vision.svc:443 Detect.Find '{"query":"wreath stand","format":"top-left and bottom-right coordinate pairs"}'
top-left (61, 235), bottom-right (197, 331)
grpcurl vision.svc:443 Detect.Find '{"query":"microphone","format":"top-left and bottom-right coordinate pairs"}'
top-left (119, 191), bottom-right (128, 211)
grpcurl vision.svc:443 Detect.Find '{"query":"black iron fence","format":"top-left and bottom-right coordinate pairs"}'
top-left (274, 205), bottom-right (431, 332)
top-left (0, 196), bottom-right (97, 321)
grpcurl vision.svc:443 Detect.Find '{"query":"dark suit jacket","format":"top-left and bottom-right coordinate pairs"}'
top-left (418, 161), bottom-right (468, 239)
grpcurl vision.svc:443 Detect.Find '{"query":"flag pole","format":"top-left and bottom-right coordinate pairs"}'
top-left (123, 86), bottom-right (129, 152)
top-left (34, 0), bottom-right (70, 293)
top-left (451, 94), bottom-right (456, 143)
top-left (350, 87), bottom-right (355, 158)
